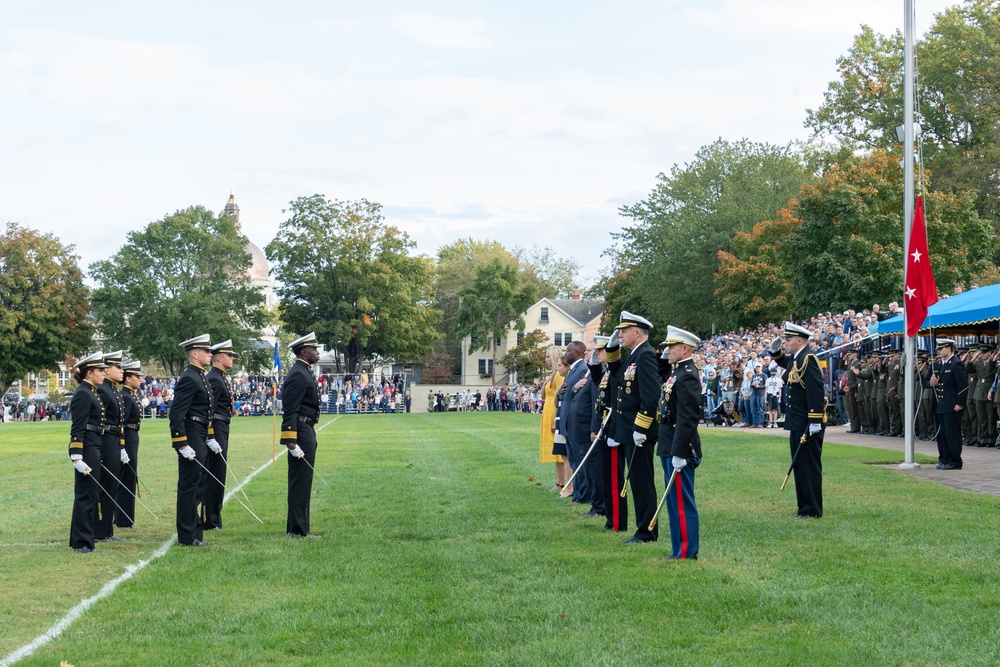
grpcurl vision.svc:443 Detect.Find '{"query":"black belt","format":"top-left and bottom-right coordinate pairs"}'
top-left (298, 415), bottom-right (317, 426)
top-left (188, 415), bottom-right (209, 425)
top-left (125, 423), bottom-right (140, 431)
top-left (85, 424), bottom-right (105, 435)
top-left (213, 413), bottom-right (231, 424)
top-left (105, 425), bottom-right (121, 435)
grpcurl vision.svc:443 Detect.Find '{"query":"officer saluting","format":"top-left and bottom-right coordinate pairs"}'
top-left (172, 334), bottom-right (216, 547)
top-left (607, 311), bottom-right (660, 544)
top-left (282, 332), bottom-right (322, 538)
top-left (204, 339), bottom-right (236, 530)
top-left (657, 325), bottom-right (703, 559)
top-left (68, 352), bottom-right (108, 553)
top-left (770, 322), bottom-right (825, 519)
top-left (588, 335), bottom-right (627, 532)
top-left (925, 338), bottom-right (969, 469)
top-left (115, 360), bottom-right (144, 528)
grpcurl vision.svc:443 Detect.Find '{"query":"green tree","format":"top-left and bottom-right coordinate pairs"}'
top-left (498, 329), bottom-right (551, 384)
top-left (455, 259), bottom-right (537, 383)
top-left (89, 206), bottom-right (267, 376)
top-left (0, 223), bottom-right (93, 396)
top-left (266, 195), bottom-right (439, 374)
top-left (806, 2), bottom-right (1000, 224)
top-left (786, 150), bottom-right (993, 313)
top-left (613, 138), bottom-right (808, 334)
top-left (512, 245), bottom-right (582, 299)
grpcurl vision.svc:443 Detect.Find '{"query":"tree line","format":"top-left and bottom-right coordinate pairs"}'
top-left (4, 0), bottom-right (1000, 394)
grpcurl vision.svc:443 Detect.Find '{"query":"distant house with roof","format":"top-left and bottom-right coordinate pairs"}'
top-left (460, 291), bottom-right (604, 386)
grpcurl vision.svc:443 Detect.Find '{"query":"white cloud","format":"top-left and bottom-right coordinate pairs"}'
top-left (387, 14), bottom-right (490, 50)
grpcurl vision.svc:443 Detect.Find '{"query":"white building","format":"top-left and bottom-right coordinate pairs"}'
top-left (460, 293), bottom-right (604, 386)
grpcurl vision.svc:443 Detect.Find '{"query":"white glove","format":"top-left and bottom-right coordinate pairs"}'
top-left (120, 448), bottom-right (130, 464)
top-left (589, 349), bottom-right (599, 365)
top-left (608, 329), bottom-right (620, 349)
top-left (73, 459), bottom-right (92, 474)
top-left (207, 438), bottom-right (222, 454)
top-left (607, 437), bottom-right (620, 448)
top-left (178, 445), bottom-right (196, 460)
top-left (633, 432), bottom-right (646, 447)
top-left (769, 337), bottom-right (782, 354)
top-left (660, 348), bottom-right (669, 360)
top-left (808, 423), bottom-right (822, 437)
top-left (672, 456), bottom-right (688, 470)
top-left (289, 445), bottom-right (305, 459)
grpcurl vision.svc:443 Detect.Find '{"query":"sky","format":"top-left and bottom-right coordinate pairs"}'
top-left (0, 0), bottom-right (957, 288)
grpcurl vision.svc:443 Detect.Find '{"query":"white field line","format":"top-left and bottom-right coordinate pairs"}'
top-left (1, 416), bottom-right (340, 667)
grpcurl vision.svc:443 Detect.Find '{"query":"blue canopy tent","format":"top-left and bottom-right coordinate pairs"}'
top-left (879, 283), bottom-right (1000, 336)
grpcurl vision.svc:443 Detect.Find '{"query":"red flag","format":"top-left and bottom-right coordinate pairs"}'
top-left (904, 195), bottom-right (938, 337)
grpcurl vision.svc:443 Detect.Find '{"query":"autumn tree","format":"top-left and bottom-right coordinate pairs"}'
top-left (714, 206), bottom-right (799, 326)
top-left (0, 223), bottom-right (93, 396)
top-left (266, 196), bottom-right (439, 374)
top-left (89, 206), bottom-right (267, 375)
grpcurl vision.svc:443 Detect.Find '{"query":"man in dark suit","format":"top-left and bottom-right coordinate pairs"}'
top-left (171, 334), bottom-right (215, 546)
top-left (204, 340), bottom-right (236, 530)
top-left (770, 322), bottom-right (825, 519)
top-left (609, 311), bottom-right (660, 543)
top-left (658, 325), bottom-right (703, 559)
top-left (925, 338), bottom-right (969, 469)
top-left (558, 341), bottom-right (590, 504)
top-left (564, 340), bottom-right (601, 516)
top-left (282, 332), bottom-right (322, 537)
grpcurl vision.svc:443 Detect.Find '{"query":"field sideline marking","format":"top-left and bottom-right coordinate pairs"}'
top-left (1, 416), bottom-right (340, 667)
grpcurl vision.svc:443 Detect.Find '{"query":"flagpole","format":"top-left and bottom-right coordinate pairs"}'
top-left (901, 0), bottom-right (919, 469)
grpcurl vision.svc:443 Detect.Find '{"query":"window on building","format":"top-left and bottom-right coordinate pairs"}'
top-left (478, 359), bottom-right (494, 376)
top-left (495, 336), bottom-right (502, 347)
top-left (470, 335), bottom-right (479, 348)
top-left (540, 307), bottom-right (549, 323)
top-left (517, 331), bottom-right (525, 347)
top-left (564, 333), bottom-right (573, 344)
top-left (554, 333), bottom-right (563, 346)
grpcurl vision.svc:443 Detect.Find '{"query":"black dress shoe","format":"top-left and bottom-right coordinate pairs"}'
top-left (935, 463), bottom-right (944, 469)
top-left (792, 513), bottom-right (818, 519)
top-left (940, 463), bottom-right (961, 470)
top-left (192, 539), bottom-right (208, 547)
top-left (623, 536), bottom-right (650, 544)
top-left (846, 429), bottom-right (859, 434)
top-left (73, 546), bottom-right (94, 553)
top-left (668, 554), bottom-right (698, 560)
top-left (97, 536), bottom-right (124, 543)
top-left (585, 510), bottom-right (602, 518)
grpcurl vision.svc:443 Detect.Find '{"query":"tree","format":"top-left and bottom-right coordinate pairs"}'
top-left (266, 195), bottom-right (439, 374)
top-left (806, 3), bottom-right (1000, 225)
top-left (714, 205), bottom-right (799, 326)
top-left (613, 138), bottom-right (809, 334)
top-left (0, 223), bottom-right (93, 396)
top-left (429, 238), bottom-right (577, 380)
top-left (498, 329), bottom-right (550, 385)
top-left (455, 259), bottom-right (537, 383)
top-left (89, 206), bottom-right (267, 376)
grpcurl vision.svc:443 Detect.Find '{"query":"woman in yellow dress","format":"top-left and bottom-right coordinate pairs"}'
top-left (540, 346), bottom-right (570, 492)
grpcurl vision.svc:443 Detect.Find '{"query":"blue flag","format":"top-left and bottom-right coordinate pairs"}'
top-left (273, 340), bottom-right (283, 373)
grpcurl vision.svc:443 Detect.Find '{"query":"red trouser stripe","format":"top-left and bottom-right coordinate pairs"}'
top-left (611, 447), bottom-right (620, 532)
top-left (676, 473), bottom-right (688, 558)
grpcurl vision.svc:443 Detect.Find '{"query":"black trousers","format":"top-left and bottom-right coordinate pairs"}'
top-left (287, 424), bottom-right (317, 536)
top-left (96, 432), bottom-right (122, 539)
top-left (935, 411), bottom-right (963, 467)
top-left (115, 429), bottom-right (140, 528)
top-left (601, 444), bottom-right (627, 532)
top-left (624, 440), bottom-right (658, 542)
top-left (203, 421), bottom-right (229, 530)
top-left (788, 428), bottom-right (823, 517)
top-left (584, 438), bottom-right (604, 514)
top-left (176, 426), bottom-right (208, 545)
top-left (70, 442), bottom-right (102, 549)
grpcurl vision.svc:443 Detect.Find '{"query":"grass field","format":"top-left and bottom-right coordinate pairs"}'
top-left (1, 413), bottom-right (999, 666)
